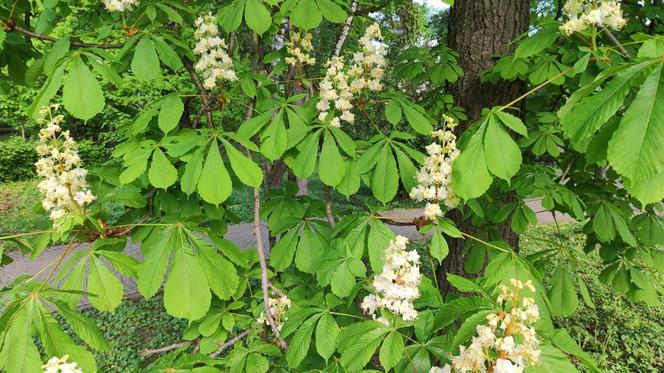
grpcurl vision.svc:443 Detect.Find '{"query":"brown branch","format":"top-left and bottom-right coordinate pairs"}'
top-left (182, 58), bottom-right (214, 128)
top-left (142, 341), bottom-right (193, 357)
top-left (209, 330), bottom-right (251, 358)
top-left (253, 185), bottom-right (288, 351)
top-left (8, 24), bottom-right (123, 49)
top-left (324, 186), bottom-right (336, 227)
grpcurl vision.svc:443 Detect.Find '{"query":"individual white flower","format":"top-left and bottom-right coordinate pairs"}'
top-left (361, 235), bottom-right (421, 322)
top-left (193, 13), bottom-right (237, 90)
top-left (42, 355), bottom-right (83, 373)
top-left (560, 0), bottom-right (626, 35)
top-left (430, 366), bottom-right (452, 373)
top-left (410, 115), bottom-right (460, 220)
top-left (35, 105), bottom-right (95, 223)
top-left (103, 0), bottom-right (139, 12)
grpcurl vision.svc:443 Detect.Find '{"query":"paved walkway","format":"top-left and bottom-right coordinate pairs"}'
top-left (0, 199), bottom-right (570, 305)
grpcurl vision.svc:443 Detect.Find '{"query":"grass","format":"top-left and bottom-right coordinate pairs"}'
top-left (0, 180), bottom-right (50, 252)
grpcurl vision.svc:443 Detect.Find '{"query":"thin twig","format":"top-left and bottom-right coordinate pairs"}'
top-left (324, 186), bottom-right (336, 227)
top-left (182, 58), bottom-right (214, 128)
top-left (142, 341), bottom-right (193, 357)
top-left (8, 24), bottom-right (123, 49)
top-left (252, 185), bottom-right (288, 351)
top-left (601, 26), bottom-right (631, 60)
top-left (334, 0), bottom-right (358, 56)
top-left (209, 330), bottom-right (251, 358)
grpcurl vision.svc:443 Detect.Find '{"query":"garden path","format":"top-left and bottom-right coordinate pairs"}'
top-left (0, 198), bottom-right (570, 306)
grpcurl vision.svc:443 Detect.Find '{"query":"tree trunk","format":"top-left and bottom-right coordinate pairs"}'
top-left (439, 0), bottom-right (530, 296)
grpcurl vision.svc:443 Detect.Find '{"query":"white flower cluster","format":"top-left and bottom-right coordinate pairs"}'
top-left (285, 31), bottom-right (316, 67)
top-left (102, 0), bottom-right (139, 12)
top-left (409, 115), bottom-right (460, 220)
top-left (361, 235), bottom-right (421, 322)
top-left (193, 13), bottom-right (237, 90)
top-left (256, 292), bottom-right (291, 332)
top-left (35, 105), bottom-right (95, 222)
top-left (560, 0), bottom-right (626, 35)
top-left (430, 279), bottom-right (542, 373)
top-left (316, 23), bottom-right (386, 128)
top-left (42, 355), bottom-right (83, 373)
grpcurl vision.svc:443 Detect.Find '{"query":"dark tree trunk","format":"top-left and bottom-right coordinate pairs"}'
top-left (439, 0), bottom-right (530, 296)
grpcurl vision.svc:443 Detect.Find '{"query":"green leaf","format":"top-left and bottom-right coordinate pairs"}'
top-left (293, 131), bottom-right (321, 178)
top-left (495, 110), bottom-right (528, 137)
top-left (294, 225), bottom-right (326, 273)
top-left (53, 301), bottom-right (111, 351)
top-left (561, 61), bottom-right (654, 142)
top-left (549, 266), bottom-right (578, 317)
top-left (290, 0), bottom-right (322, 29)
top-left (148, 148), bottom-right (178, 189)
top-left (132, 36), bottom-right (160, 81)
top-left (484, 115), bottom-right (522, 181)
top-left (430, 227), bottom-right (449, 263)
top-left (385, 100), bottom-right (402, 125)
top-left (152, 36), bottom-right (183, 72)
top-left (4, 307), bottom-right (42, 373)
top-left (317, 0), bottom-right (347, 23)
top-left (401, 101), bottom-right (433, 135)
top-left (197, 238), bottom-right (239, 300)
top-left (164, 246), bottom-right (211, 320)
top-left (515, 23), bottom-right (558, 58)
top-left (219, 0), bottom-right (246, 32)
top-left (198, 140), bottom-right (232, 205)
top-left (368, 220), bottom-right (395, 272)
top-left (452, 309), bottom-right (494, 348)
top-left (331, 260), bottom-right (356, 297)
top-left (452, 123), bottom-right (492, 199)
top-left (270, 227), bottom-right (299, 270)
top-left (137, 228), bottom-right (172, 299)
top-left (30, 63), bottom-right (65, 118)
top-left (446, 274), bottom-right (483, 294)
top-left (87, 256), bottom-right (124, 311)
top-left (394, 147), bottom-right (419, 192)
top-left (319, 131), bottom-right (346, 187)
top-left (260, 111), bottom-right (288, 160)
top-left (316, 313), bottom-right (340, 361)
top-left (551, 329), bottom-right (601, 373)
top-left (287, 313), bottom-right (321, 368)
top-left (624, 171), bottom-right (664, 206)
top-left (371, 144), bottom-right (399, 203)
top-left (44, 38), bottom-right (70, 75)
top-left (527, 343), bottom-right (579, 373)
top-left (63, 57), bottom-right (104, 120)
top-left (39, 313), bottom-right (96, 373)
top-left (337, 160), bottom-right (360, 197)
top-left (221, 139), bottom-right (264, 187)
top-left (158, 94), bottom-right (184, 134)
top-left (181, 148), bottom-right (204, 195)
top-left (608, 63), bottom-right (664, 183)
top-left (339, 322), bottom-right (389, 371)
top-left (245, 0), bottom-right (272, 35)
top-left (379, 332), bottom-right (404, 371)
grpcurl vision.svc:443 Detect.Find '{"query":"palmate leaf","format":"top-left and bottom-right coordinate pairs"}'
top-left (319, 131), bottom-right (346, 187)
top-left (452, 122), bottom-right (492, 199)
top-left (608, 62), bottom-right (664, 204)
top-left (484, 115), bottom-right (522, 181)
top-left (131, 36), bottom-right (160, 81)
top-left (561, 60), bottom-right (656, 143)
top-left (370, 143), bottom-right (399, 203)
top-left (198, 139), bottom-right (232, 205)
top-left (338, 321), bottom-right (390, 371)
top-left (548, 266), bottom-right (578, 317)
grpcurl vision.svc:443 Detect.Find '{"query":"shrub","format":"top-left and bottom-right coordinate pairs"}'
top-left (521, 223), bottom-right (664, 372)
top-left (0, 136), bottom-right (109, 182)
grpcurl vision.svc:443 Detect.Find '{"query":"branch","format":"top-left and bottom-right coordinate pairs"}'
top-left (182, 58), bottom-right (214, 128)
top-left (252, 185), bottom-right (288, 351)
top-left (324, 186), bottom-right (336, 227)
top-left (8, 24), bottom-right (123, 49)
top-left (142, 341), bottom-right (193, 357)
top-left (601, 27), bottom-right (631, 60)
top-left (334, 0), bottom-right (358, 56)
top-left (209, 330), bottom-right (251, 358)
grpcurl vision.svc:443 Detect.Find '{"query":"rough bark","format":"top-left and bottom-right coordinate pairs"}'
top-left (440, 0), bottom-right (530, 296)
